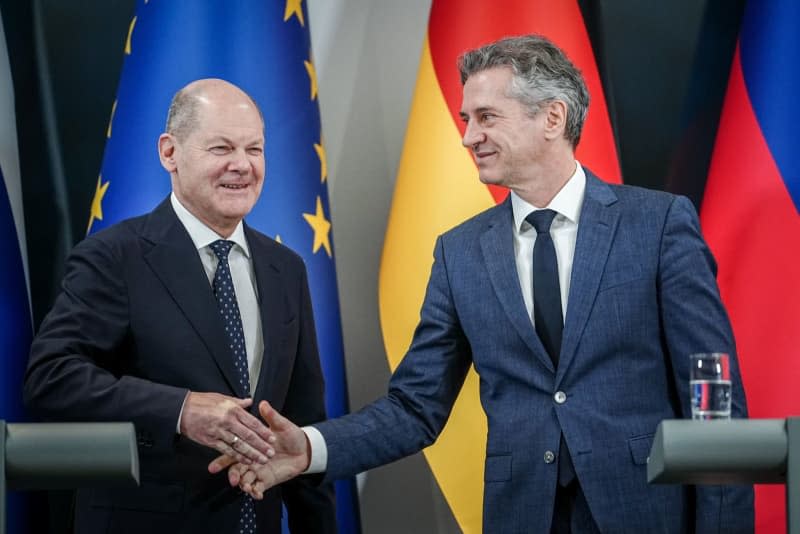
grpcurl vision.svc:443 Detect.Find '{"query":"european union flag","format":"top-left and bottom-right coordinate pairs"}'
top-left (91, 1), bottom-right (360, 532)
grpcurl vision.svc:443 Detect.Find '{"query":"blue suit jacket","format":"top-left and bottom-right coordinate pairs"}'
top-left (25, 199), bottom-right (335, 534)
top-left (316, 172), bottom-right (753, 533)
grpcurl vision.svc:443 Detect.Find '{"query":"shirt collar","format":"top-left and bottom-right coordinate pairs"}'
top-left (170, 192), bottom-right (251, 258)
top-left (511, 162), bottom-right (586, 231)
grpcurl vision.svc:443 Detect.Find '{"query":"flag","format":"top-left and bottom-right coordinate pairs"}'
top-left (379, 0), bottom-right (620, 530)
top-left (700, 1), bottom-right (800, 531)
top-left (89, 1), bottom-right (360, 531)
top-left (0, 6), bottom-right (33, 533)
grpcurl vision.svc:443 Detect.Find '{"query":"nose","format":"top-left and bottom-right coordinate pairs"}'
top-left (462, 120), bottom-right (484, 149)
top-left (228, 148), bottom-right (250, 173)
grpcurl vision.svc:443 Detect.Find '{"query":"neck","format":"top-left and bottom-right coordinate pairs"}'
top-left (512, 155), bottom-right (576, 208)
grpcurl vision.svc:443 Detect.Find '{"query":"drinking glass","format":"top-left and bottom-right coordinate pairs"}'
top-left (690, 352), bottom-right (731, 420)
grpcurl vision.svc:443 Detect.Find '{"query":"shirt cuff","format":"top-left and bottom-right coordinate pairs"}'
top-left (176, 391), bottom-right (190, 434)
top-left (301, 425), bottom-right (328, 474)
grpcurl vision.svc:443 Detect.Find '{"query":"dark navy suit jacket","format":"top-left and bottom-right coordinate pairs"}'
top-left (316, 172), bottom-right (754, 533)
top-left (25, 199), bottom-right (336, 534)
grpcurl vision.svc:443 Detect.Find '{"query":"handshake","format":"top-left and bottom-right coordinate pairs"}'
top-left (207, 401), bottom-right (310, 499)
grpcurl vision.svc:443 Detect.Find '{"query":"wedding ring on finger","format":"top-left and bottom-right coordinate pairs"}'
top-left (231, 435), bottom-right (240, 447)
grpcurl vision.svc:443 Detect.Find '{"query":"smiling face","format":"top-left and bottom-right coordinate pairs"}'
top-left (159, 80), bottom-right (265, 237)
top-left (460, 67), bottom-right (551, 191)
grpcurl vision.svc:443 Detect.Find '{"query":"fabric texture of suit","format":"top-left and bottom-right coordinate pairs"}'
top-left (25, 198), bottom-right (336, 534)
top-left (315, 171), bottom-right (754, 533)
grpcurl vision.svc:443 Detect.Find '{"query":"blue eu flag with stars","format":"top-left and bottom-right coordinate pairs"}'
top-left (90, 1), bottom-right (360, 532)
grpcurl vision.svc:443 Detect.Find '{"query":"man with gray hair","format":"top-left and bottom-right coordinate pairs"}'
top-left (214, 35), bottom-right (754, 532)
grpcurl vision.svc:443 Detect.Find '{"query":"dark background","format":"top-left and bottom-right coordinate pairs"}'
top-left (1, 0), bottom-right (745, 531)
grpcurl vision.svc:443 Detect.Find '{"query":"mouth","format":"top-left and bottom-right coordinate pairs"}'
top-left (473, 150), bottom-right (496, 164)
top-left (219, 183), bottom-right (250, 190)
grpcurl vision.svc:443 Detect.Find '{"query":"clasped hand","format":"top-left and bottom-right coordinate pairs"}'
top-left (208, 400), bottom-right (310, 499)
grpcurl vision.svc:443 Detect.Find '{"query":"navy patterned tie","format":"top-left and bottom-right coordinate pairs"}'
top-left (209, 239), bottom-right (256, 534)
top-left (526, 210), bottom-right (575, 487)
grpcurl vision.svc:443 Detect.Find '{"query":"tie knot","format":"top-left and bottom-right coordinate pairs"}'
top-left (209, 239), bottom-right (235, 261)
top-left (526, 209), bottom-right (558, 234)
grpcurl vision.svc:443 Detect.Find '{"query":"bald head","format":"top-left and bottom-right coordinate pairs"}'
top-left (165, 79), bottom-right (264, 142)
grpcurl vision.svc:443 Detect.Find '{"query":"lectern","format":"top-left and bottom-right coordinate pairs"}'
top-left (648, 418), bottom-right (799, 534)
top-left (0, 421), bottom-right (140, 534)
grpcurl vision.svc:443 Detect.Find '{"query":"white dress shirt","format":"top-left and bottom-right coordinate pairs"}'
top-left (171, 193), bottom-right (264, 430)
top-left (511, 163), bottom-right (586, 325)
top-left (303, 164), bottom-right (587, 473)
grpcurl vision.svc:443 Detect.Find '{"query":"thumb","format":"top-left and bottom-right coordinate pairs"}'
top-left (259, 400), bottom-right (292, 431)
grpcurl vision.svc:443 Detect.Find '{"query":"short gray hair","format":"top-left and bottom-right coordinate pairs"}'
top-left (458, 35), bottom-right (589, 147)
top-left (165, 83), bottom-right (264, 141)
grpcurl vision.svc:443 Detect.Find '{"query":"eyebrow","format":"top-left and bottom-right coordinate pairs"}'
top-left (459, 106), bottom-right (496, 119)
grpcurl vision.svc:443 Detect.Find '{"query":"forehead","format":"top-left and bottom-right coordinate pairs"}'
top-left (192, 99), bottom-right (264, 141)
top-left (461, 67), bottom-right (515, 111)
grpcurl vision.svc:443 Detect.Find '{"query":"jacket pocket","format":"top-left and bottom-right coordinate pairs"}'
top-left (627, 433), bottom-right (654, 465)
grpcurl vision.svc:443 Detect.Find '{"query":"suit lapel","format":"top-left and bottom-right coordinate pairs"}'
top-left (558, 173), bottom-right (620, 383)
top-left (140, 199), bottom-right (245, 397)
top-left (245, 226), bottom-right (286, 405)
top-left (480, 198), bottom-right (554, 372)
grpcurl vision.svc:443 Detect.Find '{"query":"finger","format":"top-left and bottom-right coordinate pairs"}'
top-left (208, 454), bottom-right (236, 475)
top-left (234, 397), bottom-right (254, 409)
top-left (252, 479), bottom-right (268, 500)
top-left (225, 426), bottom-right (273, 464)
top-left (213, 437), bottom-right (252, 465)
top-left (258, 400), bottom-right (292, 431)
top-left (235, 407), bottom-right (276, 443)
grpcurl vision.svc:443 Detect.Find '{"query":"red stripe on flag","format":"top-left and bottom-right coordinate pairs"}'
top-left (426, 0), bottom-right (621, 204)
top-left (702, 45), bottom-right (800, 534)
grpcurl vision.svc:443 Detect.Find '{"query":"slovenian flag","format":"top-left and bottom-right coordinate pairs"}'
top-left (700, 1), bottom-right (800, 532)
top-left (378, 1), bottom-right (620, 530)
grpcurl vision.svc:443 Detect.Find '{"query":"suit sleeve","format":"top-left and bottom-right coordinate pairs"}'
top-left (314, 235), bottom-right (473, 481)
top-left (23, 235), bottom-right (188, 454)
top-left (657, 195), bottom-right (754, 531)
top-left (279, 261), bottom-right (337, 533)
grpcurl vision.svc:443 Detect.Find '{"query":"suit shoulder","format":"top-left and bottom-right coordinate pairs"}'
top-left (244, 226), bottom-right (307, 270)
top-left (74, 213), bottom-right (150, 257)
top-left (440, 202), bottom-right (507, 241)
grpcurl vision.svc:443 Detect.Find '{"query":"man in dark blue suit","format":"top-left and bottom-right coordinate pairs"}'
top-left (215, 36), bottom-right (754, 532)
top-left (24, 79), bottom-right (336, 533)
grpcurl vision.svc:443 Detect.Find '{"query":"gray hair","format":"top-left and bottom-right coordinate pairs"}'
top-left (458, 35), bottom-right (589, 147)
top-left (165, 82), bottom-right (264, 141)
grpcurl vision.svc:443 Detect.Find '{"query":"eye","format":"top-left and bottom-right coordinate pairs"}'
top-left (246, 147), bottom-right (264, 156)
top-left (209, 146), bottom-right (232, 155)
top-left (480, 112), bottom-right (496, 123)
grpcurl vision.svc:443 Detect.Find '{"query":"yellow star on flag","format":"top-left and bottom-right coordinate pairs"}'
top-left (302, 196), bottom-right (332, 257)
top-left (284, 0), bottom-right (305, 26)
top-left (87, 175), bottom-right (110, 234)
top-left (304, 60), bottom-right (318, 100)
top-left (314, 141), bottom-right (327, 183)
top-left (125, 16), bottom-right (137, 55)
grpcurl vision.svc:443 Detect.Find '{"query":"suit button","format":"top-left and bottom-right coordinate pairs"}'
top-left (554, 391), bottom-right (567, 404)
top-left (544, 450), bottom-right (555, 464)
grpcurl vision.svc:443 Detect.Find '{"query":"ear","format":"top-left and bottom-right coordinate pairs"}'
top-left (542, 100), bottom-right (567, 141)
top-left (158, 133), bottom-right (178, 172)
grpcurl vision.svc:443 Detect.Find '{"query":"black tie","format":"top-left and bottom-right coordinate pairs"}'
top-left (526, 210), bottom-right (575, 487)
top-left (527, 210), bottom-right (562, 366)
top-left (209, 239), bottom-right (257, 534)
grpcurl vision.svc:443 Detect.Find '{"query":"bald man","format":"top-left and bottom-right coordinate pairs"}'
top-left (25, 79), bottom-right (336, 534)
